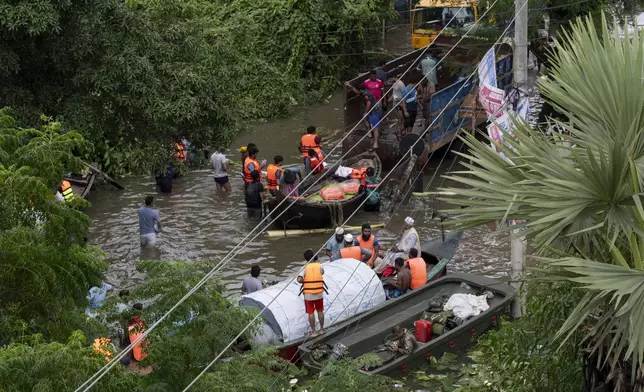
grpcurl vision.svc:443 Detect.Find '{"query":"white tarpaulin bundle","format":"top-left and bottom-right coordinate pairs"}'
top-left (239, 258), bottom-right (386, 344)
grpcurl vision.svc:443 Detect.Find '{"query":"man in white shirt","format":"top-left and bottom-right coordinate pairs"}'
top-left (210, 151), bottom-right (231, 192)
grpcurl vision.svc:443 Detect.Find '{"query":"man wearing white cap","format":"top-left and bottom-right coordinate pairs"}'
top-left (325, 227), bottom-right (346, 261)
top-left (382, 217), bottom-right (421, 268)
top-left (340, 233), bottom-right (372, 263)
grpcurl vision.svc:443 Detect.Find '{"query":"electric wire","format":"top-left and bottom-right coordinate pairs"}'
top-left (74, 9), bottom-right (471, 392)
top-left (181, 4), bottom-right (515, 390)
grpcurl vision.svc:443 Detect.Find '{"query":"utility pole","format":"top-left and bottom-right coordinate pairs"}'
top-left (511, 0), bottom-right (529, 318)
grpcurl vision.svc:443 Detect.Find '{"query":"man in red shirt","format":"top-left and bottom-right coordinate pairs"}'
top-left (362, 70), bottom-right (385, 101)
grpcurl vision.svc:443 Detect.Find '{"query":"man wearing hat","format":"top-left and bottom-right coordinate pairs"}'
top-left (382, 217), bottom-right (422, 269)
top-left (340, 233), bottom-right (372, 264)
top-left (325, 227), bottom-right (346, 261)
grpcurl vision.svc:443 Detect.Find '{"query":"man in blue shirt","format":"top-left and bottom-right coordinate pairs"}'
top-left (325, 227), bottom-right (346, 261)
top-left (139, 196), bottom-right (161, 247)
top-left (400, 76), bottom-right (418, 136)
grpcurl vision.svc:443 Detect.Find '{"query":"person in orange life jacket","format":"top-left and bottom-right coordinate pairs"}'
top-left (266, 155), bottom-right (284, 197)
top-left (305, 148), bottom-right (325, 175)
top-left (297, 249), bottom-right (327, 336)
top-left (339, 233), bottom-right (372, 263)
top-left (299, 126), bottom-right (320, 162)
top-left (174, 138), bottom-right (186, 163)
top-left (240, 143), bottom-right (256, 167)
top-left (128, 315), bottom-right (148, 362)
top-left (354, 223), bottom-right (383, 270)
top-left (405, 247), bottom-right (427, 290)
top-left (243, 146), bottom-right (267, 185)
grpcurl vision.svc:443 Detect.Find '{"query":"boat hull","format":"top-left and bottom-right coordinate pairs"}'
top-left (268, 231), bottom-right (464, 363)
top-left (298, 273), bottom-right (515, 376)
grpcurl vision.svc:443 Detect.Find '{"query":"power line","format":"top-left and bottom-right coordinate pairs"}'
top-left (74, 8), bottom-right (473, 392)
top-left (180, 2), bottom-right (514, 389)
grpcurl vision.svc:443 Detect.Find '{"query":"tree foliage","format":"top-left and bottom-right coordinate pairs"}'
top-left (442, 13), bottom-right (644, 388)
top-left (0, 108), bottom-right (106, 343)
top-left (1, 0), bottom-right (393, 176)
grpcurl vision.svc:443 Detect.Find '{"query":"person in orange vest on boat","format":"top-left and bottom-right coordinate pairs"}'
top-left (354, 223), bottom-right (383, 269)
top-left (59, 180), bottom-right (74, 202)
top-left (305, 148), bottom-right (326, 175)
top-left (405, 248), bottom-right (427, 290)
top-left (266, 155), bottom-right (284, 196)
top-left (299, 126), bottom-right (319, 162)
top-left (297, 249), bottom-right (327, 336)
top-left (339, 233), bottom-right (372, 263)
top-left (243, 146), bottom-right (266, 186)
top-left (128, 315), bottom-right (148, 362)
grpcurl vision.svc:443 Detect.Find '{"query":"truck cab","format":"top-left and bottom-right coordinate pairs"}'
top-left (411, 0), bottom-right (478, 49)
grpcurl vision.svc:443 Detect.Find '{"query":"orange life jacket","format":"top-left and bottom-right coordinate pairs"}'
top-left (301, 263), bottom-right (326, 295)
top-left (309, 156), bottom-right (324, 174)
top-left (301, 134), bottom-right (320, 158)
top-left (60, 180), bottom-right (74, 201)
top-left (313, 147), bottom-right (325, 162)
top-left (406, 257), bottom-right (427, 289)
top-left (266, 164), bottom-right (283, 191)
top-left (175, 143), bottom-right (186, 162)
top-left (128, 324), bottom-right (148, 361)
top-left (340, 246), bottom-right (363, 261)
top-left (243, 157), bottom-right (262, 183)
top-left (350, 168), bottom-right (368, 185)
top-left (357, 235), bottom-right (377, 266)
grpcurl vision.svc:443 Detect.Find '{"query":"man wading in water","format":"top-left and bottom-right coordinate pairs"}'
top-left (138, 196), bottom-right (161, 247)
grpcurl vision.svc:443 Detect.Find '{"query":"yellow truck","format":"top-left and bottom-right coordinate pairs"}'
top-left (411, 0), bottom-right (479, 49)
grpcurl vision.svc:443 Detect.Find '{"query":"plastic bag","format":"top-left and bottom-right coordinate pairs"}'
top-left (341, 179), bottom-right (361, 194)
top-left (320, 185), bottom-right (345, 200)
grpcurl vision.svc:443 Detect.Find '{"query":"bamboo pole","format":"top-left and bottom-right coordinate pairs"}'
top-left (412, 191), bottom-right (457, 197)
top-left (265, 223), bottom-right (385, 238)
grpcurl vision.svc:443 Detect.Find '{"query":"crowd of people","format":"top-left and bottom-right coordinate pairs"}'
top-left (240, 217), bottom-right (427, 337)
top-left (344, 53), bottom-right (440, 146)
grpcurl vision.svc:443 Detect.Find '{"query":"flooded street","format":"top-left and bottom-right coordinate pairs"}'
top-left (86, 89), bottom-right (511, 294)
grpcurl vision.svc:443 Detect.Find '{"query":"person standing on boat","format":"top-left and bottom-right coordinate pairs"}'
top-left (325, 227), bottom-right (346, 261)
top-left (266, 155), bottom-right (284, 197)
top-left (340, 233), bottom-right (372, 264)
top-left (245, 170), bottom-right (265, 220)
top-left (210, 150), bottom-right (231, 192)
top-left (405, 248), bottom-right (427, 290)
top-left (355, 223), bottom-right (383, 269)
top-left (138, 196), bottom-right (161, 248)
top-left (297, 250), bottom-right (327, 336)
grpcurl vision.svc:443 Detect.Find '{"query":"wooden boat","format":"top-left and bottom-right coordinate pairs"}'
top-left (272, 230), bottom-right (464, 363)
top-left (298, 273), bottom-right (515, 376)
top-left (265, 152), bottom-right (382, 230)
top-left (63, 170), bottom-right (97, 199)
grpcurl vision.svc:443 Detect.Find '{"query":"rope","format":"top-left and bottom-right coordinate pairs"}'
top-left (74, 10), bottom-right (471, 392)
top-left (181, 4), bottom-right (523, 390)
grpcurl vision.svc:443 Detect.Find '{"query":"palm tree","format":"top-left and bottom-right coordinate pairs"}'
top-left (441, 14), bottom-right (644, 388)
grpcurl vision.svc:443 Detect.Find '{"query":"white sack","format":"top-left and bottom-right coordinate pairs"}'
top-left (239, 258), bottom-right (385, 344)
top-left (444, 293), bottom-right (490, 320)
top-left (334, 166), bottom-right (353, 177)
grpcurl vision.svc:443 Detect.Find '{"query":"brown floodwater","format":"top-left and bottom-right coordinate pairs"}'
top-left (85, 90), bottom-right (510, 295)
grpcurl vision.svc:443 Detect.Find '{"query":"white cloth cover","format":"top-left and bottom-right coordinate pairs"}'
top-left (239, 258), bottom-right (386, 344)
top-left (444, 293), bottom-right (490, 320)
top-left (334, 165), bottom-right (353, 177)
